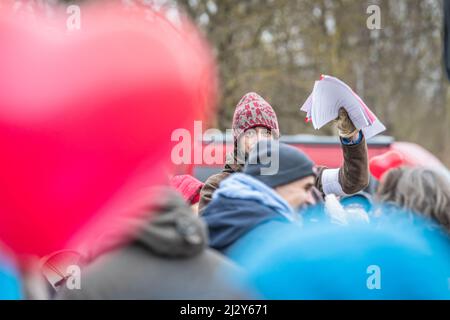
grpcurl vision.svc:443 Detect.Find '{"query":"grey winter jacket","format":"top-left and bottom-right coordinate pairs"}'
top-left (56, 189), bottom-right (244, 300)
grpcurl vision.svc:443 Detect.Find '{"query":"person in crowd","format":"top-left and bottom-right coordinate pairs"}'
top-left (56, 188), bottom-right (244, 299)
top-left (199, 92), bottom-right (279, 211)
top-left (170, 174), bottom-right (204, 214)
top-left (199, 92), bottom-right (369, 212)
top-left (376, 167), bottom-right (450, 233)
top-left (203, 140), bottom-right (367, 255)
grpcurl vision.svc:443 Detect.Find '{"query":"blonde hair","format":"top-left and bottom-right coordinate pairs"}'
top-left (377, 167), bottom-right (450, 232)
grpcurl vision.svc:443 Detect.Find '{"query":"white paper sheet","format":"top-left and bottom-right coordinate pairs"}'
top-left (299, 75), bottom-right (385, 140)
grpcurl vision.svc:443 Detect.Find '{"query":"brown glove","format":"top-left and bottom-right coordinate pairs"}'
top-left (335, 107), bottom-right (358, 139)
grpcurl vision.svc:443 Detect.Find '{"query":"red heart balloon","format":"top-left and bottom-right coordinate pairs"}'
top-left (369, 151), bottom-right (405, 180)
top-left (0, 3), bottom-right (215, 257)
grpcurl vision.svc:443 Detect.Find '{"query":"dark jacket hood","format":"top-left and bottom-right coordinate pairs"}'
top-left (85, 188), bottom-right (208, 261)
top-left (203, 196), bottom-right (281, 252)
top-left (133, 190), bottom-right (207, 257)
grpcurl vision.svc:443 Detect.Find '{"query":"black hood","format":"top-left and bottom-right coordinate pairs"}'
top-left (84, 188), bottom-right (208, 262)
top-left (133, 189), bottom-right (207, 257)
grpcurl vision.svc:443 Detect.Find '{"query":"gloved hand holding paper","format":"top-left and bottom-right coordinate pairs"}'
top-left (300, 75), bottom-right (386, 140)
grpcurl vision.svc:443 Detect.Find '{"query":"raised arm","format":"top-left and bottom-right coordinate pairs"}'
top-left (315, 109), bottom-right (369, 196)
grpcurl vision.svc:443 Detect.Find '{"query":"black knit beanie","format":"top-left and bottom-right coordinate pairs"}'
top-left (243, 140), bottom-right (315, 188)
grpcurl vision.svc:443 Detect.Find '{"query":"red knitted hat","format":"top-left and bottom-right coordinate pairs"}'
top-left (232, 92), bottom-right (280, 140)
top-left (169, 174), bottom-right (204, 205)
top-left (369, 151), bottom-right (405, 181)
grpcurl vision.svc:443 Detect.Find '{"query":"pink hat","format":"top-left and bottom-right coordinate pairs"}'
top-left (169, 175), bottom-right (204, 205)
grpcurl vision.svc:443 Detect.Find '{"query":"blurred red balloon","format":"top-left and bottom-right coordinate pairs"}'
top-left (0, 3), bottom-right (216, 257)
top-left (369, 151), bottom-right (405, 180)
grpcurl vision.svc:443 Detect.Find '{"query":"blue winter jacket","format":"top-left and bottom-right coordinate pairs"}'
top-left (202, 173), bottom-right (301, 254)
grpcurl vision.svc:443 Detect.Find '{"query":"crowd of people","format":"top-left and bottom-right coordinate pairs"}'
top-left (1, 91), bottom-right (450, 300)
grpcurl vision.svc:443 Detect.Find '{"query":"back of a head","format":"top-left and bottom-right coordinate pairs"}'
top-left (376, 167), bottom-right (405, 202)
top-left (377, 167), bottom-right (450, 232)
top-left (397, 168), bottom-right (450, 232)
top-left (243, 140), bottom-right (315, 189)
